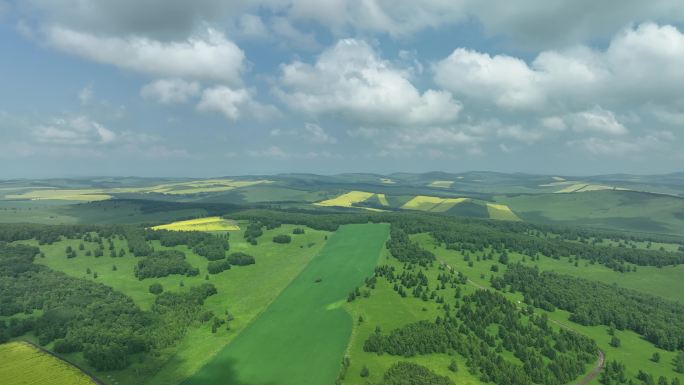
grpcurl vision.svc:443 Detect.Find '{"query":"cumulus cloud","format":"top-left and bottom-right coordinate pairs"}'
top-left (567, 106), bottom-right (628, 136)
top-left (46, 26), bottom-right (245, 84)
top-left (568, 131), bottom-right (674, 156)
top-left (236, 13), bottom-right (270, 39)
top-left (497, 125), bottom-right (544, 143)
top-left (434, 23), bottom-right (684, 113)
top-left (276, 39), bottom-right (462, 127)
top-left (32, 116), bottom-right (116, 145)
top-left (304, 123), bottom-right (337, 144)
top-left (141, 78), bottom-right (200, 104)
top-left (78, 85), bottom-right (93, 105)
top-left (196, 86), bottom-right (278, 121)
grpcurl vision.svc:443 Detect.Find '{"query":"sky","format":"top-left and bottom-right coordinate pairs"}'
top-left (1, 1), bottom-right (684, 178)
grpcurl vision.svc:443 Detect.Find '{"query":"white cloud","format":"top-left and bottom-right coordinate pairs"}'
top-left (32, 116), bottom-right (116, 145)
top-left (276, 39), bottom-right (462, 127)
top-left (303, 123), bottom-right (337, 144)
top-left (197, 86), bottom-right (278, 121)
top-left (78, 85), bottom-right (93, 105)
top-left (237, 14), bottom-right (270, 39)
top-left (46, 26), bottom-right (245, 84)
top-left (567, 106), bottom-right (628, 136)
top-left (650, 105), bottom-right (684, 125)
top-left (497, 125), bottom-right (544, 143)
top-left (434, 48), bottom-right (544, 110)
top-left (434, 23), bottom-right (684, 112)
top-left (568, 131), bottom-right (674, 156)
top-left (270, 17), bottom-right (319, 50)
top-left (246, 145), bottom-right (335, 160)
top-left (540, 116), bottom-right (567, 131)
top-left (141, 78), bottom-right (200, 104)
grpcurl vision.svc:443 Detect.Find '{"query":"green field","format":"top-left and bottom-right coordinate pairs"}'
top-left (29, 223), bottom-right (329, 385)
top-left (184, 223), bottom-right (390, 385)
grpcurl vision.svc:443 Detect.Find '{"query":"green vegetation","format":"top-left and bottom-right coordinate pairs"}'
top-left (3, 172), bottom-right (684, 385)
top-left (0, 341), bottom-right (96, 385)
top-left (184, 223), bottom-right (389, 385)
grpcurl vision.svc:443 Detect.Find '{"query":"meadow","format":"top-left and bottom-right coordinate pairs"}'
top-left (412, 233), bottom-right (684, 383)
top-left (30, 223), bottom-right (330, 385)
top-left (498, 190), bottom-right (684, 235)
top-left (0, 342), bottom-right (96, 385)
top-left (184, 223), bottom-right (390, 385)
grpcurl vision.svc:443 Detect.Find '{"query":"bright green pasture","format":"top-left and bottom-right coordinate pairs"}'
top-left (30, 223), bottom-right (329, 385)
top-left (184, 223), bottom-right (389, 385)
top-left (413, 233), bottom-right (684, 383)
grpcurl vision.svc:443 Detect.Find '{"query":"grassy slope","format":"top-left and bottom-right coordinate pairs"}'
top-left (413, 233), bottom-right (684, 384)
top-left (30, 223), bottom-right (329, 385)
top-left (0, 341), bottom-right (96, 385)
top-left (184, 223), bottom-right (389, 385)
top-left (498, 191), bottom-right (684, 235)
top-left (0, 200), bottom-right (207, 225)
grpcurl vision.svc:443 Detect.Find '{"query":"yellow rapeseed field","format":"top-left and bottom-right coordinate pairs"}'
top-left (428, 180), bottom-right (454, 188)
top-left (151, 216), bottom-right (240, 232)
top-left (376, 193), bottom-right (390, 206)
top-left (5, 189), bottom-right (112, 201)
top-left (314, 191), bottom-right (375, 207)
top-left (0, 342), bottom-right (97, 385)
top-left (486, 203), bottom-right (521, 221)
top-left (401, 196), bottom-right (468, 212)
top-left (554, 183), bottom-right (619, 193)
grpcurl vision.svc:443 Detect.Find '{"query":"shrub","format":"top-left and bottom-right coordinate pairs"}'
top-left (273, 234), bottom-right (292, 244)
top-left (149, 283), bottom-right (163, 295)
top-left (207, 260), bottom-right (231, 274)
top-left (227, 252), bottom-right (255, 266)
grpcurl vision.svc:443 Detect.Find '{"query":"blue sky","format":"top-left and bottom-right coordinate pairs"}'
top-left (1, 1), bottom-right (684, 178)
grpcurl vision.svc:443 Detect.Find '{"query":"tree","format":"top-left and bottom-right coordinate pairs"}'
top-left (273, 234), bottom-right (292, 244)
top-left (360, 365), bottom-right (369, 378)
top-left (149, 283), bottom-right (163, 295)
top-left (448, 359), bottom-right (458, 372)
top-left (610, 336), bottom-right (621, 348)
top-left (652, 352), bottom-right (661, 362)
top-left (675, 351), bottom-right (684, 373)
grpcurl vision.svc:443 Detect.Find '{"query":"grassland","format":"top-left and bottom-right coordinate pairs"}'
top-left (31, 224), bottom-right (330, 385)
top-left (0, 200), bottom-right (208, 225)
top-left (401, 196), bottom-right (468, 212)
top-left (0, 342), bottom-right (97, 385)
top-left (184, 223), bottom-right (390, 385)
top-left (498, 190), bottom-right (684, 235)
top-left (150, 217), bottom-right (240, 232)
top-left (412, 233), bottom-right (684, 383)
top-left (486, 203), bottom-right (521, 221)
